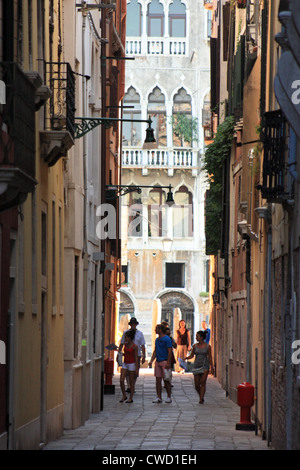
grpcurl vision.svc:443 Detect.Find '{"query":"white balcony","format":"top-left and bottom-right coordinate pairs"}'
top-left (122, 147), bottom-right (199, 176)
top-left (126, 36), bottom-right (187, 56)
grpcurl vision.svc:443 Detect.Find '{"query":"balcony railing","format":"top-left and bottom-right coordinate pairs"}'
top-left (0, 62), bottom-right (36, 179)
top-left (44, 61), bottom-right (76, 139)
top-left (0, 62), bottom-right (37, 210)
top-left (126, 36), bottom-right (187, 56)
top-left (257, 110), bottom-right (288, 203)
top-left (122, 147), bottom-right (197, 168)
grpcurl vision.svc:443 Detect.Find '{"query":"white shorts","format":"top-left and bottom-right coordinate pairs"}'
top-left (122, 363), bottom-right (136, 372)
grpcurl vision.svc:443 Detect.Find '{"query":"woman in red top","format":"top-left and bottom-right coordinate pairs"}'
top-left (119, 330), bottom-right (138, 403)
top-left (175, 320), bottom-right (191, 374)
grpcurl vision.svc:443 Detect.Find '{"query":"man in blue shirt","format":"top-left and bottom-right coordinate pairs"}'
top-left (202, 321), bottom-right (211, 344)
top-left (149, 324), bottom-right (173, 403)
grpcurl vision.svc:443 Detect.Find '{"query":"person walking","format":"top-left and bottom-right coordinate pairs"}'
top-left (175, 319), bottom-right (191, 373)
top-left (148, 324), bottom-right (173, 403)
top-left (119, 317), bottom-right (146, 393)
top-left (201, 321), bottom-right (211, 344)
top-left (185, 330), bottom-right (214, 404)
top-left (119, 330), bottom-right (139, 403)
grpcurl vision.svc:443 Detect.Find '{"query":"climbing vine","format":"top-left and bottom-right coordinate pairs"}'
top-left (203, 116), bottom-right (235, 255)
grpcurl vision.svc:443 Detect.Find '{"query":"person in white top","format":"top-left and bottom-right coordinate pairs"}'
top-left (119, 317), bottom-right (146, 392)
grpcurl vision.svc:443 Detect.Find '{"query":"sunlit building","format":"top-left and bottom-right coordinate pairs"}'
top-left (119, 0), bottom-right (211, 353)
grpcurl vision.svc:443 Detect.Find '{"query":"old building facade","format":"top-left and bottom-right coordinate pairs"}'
top-left (0, 0), bottom-right (126, 449)
top-left (119, 0), bottom-right (211, 351)
top-left (208, 0), bottom-right (300, 450)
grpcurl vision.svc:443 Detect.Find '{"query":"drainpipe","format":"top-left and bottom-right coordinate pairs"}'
top-left (100, 8), bottom-right (107, 412)
top-left (267, 219), bottom-right (272, 446)
top-left (81, 10), bottom-right (89, 425)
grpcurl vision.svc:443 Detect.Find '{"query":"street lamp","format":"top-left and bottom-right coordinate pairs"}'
top-left (74, 115), bottom-right (157, 148)
top-left (106, 184), bottom-right (175, 206)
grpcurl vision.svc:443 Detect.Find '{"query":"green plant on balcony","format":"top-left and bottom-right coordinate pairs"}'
top-left (203, 115), bottom-right (235, 255)
top-left (170, 113), bottom-right (198, 146)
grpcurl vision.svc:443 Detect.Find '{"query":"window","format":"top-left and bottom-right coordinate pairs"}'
top-left (121, 265), bottom-right (128, 285)
top-left (148, 189), bottom-right (167, 237)
top-left (41, 210), bottom-right (47, 277)
top-left (169, 0), bottom-right (186, 38)
top-left (172, 88), bottom-right (193, 147)
top-left (148, 87), bottom-right (167, 147)
top-left (52, 200), bottom-right (56, 312)
top-left (173, 186), bottom-right (193, 237)
top-left (147, 0), bottom-right (164, 37)
top-left (126, 0), bottom-right (142, 36)
top-left (122, 87), bottom-right (142, 146)
top-left (166, 263), bottom-right (185, 288)
top-left (128, 192), bottom-right (143, 237)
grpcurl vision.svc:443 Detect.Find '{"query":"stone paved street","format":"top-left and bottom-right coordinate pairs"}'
top-left (43, 369), bottom-right (272, 452)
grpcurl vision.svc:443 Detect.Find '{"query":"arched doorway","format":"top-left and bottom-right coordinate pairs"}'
top-left (119, 291), bottom-right (135, 327)
top-left (158, 291), bottom-right (195, 341)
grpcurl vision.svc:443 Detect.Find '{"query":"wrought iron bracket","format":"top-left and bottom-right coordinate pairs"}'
top-left (74, 116), bottom-right (153, 139)
top-left (106, 184), bottom-right (174, 204)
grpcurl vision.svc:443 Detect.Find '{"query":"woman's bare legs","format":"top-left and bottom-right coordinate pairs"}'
top-left (194, 371), bottom-right (209, 403)
top-left (120, 368), bottom-right (127, 401)
top-left (199, 371), bottom-right (209, 403)
top-left (127, 371), bottom-right (135, 402)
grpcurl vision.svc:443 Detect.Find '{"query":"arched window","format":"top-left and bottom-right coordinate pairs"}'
top-left (147, 86), bottom-right (167, 147)
top-left (122, 87), bottom-right (142, 146)
top-left (147, 0), bottom-right (164, 37)
top-left (148, 188), bottom-right (167, 237)
top-left (128, 191), bottom-right (143, 237)
top-left (173, 186), bottom-right (193, 237)
top-left (172, 88), bottom-right (193, 147)
top-left (169, 0), bottom-right (186, 38)
top-left (126, 0), bottom-right (142, 36)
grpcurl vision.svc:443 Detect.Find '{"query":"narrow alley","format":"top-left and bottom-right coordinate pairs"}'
top-left (44, 369), bottom-right (271, 452)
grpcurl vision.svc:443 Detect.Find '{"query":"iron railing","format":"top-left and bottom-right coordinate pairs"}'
top-left (44, 61), bottom-right (76, 139)
top-left (258, 110), bottom-right (287, 202)
top-left (0, 62), bottom-right (36, 179)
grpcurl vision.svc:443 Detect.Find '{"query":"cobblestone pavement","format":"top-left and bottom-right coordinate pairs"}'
top-left (44, 369), bottom-right (272, 452)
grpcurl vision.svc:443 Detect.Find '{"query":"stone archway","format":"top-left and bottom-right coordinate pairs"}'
top-left (118, 291), bottom-right (135, 333)
top-left (158, 291), bottom-right (195, 340)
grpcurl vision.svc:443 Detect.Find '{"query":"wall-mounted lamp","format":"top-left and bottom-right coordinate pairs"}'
top-left (212, 291), bottom-right (220, 305)
top-left (74, 115), bottom-right (157, 148)
top-left (106, 184), bottom-right (175, 206)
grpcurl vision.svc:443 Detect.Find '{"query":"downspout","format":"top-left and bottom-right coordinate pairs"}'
top-left (266, 217), bottom-right (272, 446)
top-left (81, 9), bottom-right (89, 425)
top-left (100, 7), bottom-right (107, 412)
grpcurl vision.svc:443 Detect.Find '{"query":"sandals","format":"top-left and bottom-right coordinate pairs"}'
top-left (126, 399), bottom-right (133, 403)
top-left (119, 397), bottom-right (127, 403)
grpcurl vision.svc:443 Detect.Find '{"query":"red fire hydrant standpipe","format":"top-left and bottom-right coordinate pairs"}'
top-left (104, 357), bottom-right (115, 395)
top-left (236, 382), bottom-right (256, 431)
